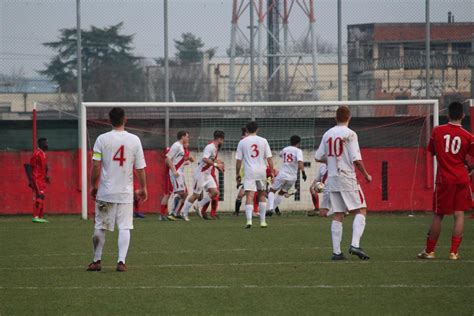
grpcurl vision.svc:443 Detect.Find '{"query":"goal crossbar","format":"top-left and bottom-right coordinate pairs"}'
top-left (80, 100), bottom-right (439, 219)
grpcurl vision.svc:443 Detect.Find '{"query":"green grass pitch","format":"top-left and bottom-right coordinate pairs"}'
top-left (1, 213), bottom-right (473, 315)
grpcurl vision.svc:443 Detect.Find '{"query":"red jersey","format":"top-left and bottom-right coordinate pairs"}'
top-left (30, 149), bottom-right (47, 183)
top-left (428, 123), bottom-right (474, 184)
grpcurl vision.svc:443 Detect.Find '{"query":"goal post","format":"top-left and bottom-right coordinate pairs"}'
top-left (80, 100), bottom-right (439, 220)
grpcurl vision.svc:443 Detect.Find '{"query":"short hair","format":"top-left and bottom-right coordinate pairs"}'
top-left (336, 106), bottom-right (351, 123)
top-left (38, 138), bottom-right (47, 146)
top-left (241, 126), bottom-right (247, 136)
top-left (246, 121), bottom-right (258, 133)
top-left (214, 130), bottom-right (225, 139)
top-left (448, 101), bottom-right (464, 121)
top-left (109, 107), bottom-right (125, 127)
top-left (177, 130), bottom-right (189, 140)
top-left (290, 135), bottom-right (301, 146)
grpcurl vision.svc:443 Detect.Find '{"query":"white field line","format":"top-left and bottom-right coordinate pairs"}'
top-left (1, 259), bottom-right (474, 271)
top-left (0, 284), bottom-right (473, 290)
top-left (0, 245), bottom-right (470, 259)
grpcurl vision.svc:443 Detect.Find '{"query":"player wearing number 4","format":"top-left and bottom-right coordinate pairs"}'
top-left (315, 106), bottom-right (372, 261)
top-left (236, 121), bottom-right (274, 228)
top-left (267, 135), bottom-right (306, 215)
top-left (182, 131), bottom-right (225, 221)
top-left (418, 101), bottom-right (474, 261)
top-left (87, 107), bottom-right (148, 272)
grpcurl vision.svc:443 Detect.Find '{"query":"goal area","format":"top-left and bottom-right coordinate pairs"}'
top-left (81, 100), bottom-right (439, 220)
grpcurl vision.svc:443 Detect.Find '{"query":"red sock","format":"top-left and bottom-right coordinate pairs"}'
top-left (201, 202), bottom-right (210, 215)
top-left (311, 193), bottom-right (319, 209)
top-left (160, 204), bottom-right (168, 216)
top-left (210, 199), bottom-right (218, 217)
top-left (253, 196), bottom-right (259, 214)
top-left (33, 201), bottom-right (40, 218)
top-left (425, 237), bottom-right (438, 253)
top-left (450, 236), bottom-right (462, 254)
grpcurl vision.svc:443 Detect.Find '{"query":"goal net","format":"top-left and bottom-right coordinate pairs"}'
top-left (81, 100), bottom-right (439, 219)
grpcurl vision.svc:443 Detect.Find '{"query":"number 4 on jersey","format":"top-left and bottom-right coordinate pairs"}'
top-left (113, 145), bottom-right (126, 166)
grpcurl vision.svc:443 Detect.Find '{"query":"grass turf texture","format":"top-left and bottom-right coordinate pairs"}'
top-left (1, 213), bottom-right (473, 315)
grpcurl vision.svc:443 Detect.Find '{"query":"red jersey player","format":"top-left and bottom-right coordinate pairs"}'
top-left (30, 138), bottom-right (49, 223)
top-left (418, 101), bottom-right (474, 261)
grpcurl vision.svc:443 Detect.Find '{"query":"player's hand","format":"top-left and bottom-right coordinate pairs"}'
top-left (137, 188), bottom-right (148, 202)
top-left (90, 187), bottom-right (98, 200)
top-left (302, 171), bottom-right (307, 182)
top-left (365, 174), bottom-right (372, 183)
top-left (173, 170), bottom-right (180, 178)
top-left (187, 156), bottom-right (195, 163)
top-left (216, 161), bottom-right (225, 172)
top-left (236, 175), bottom-right (241, 185)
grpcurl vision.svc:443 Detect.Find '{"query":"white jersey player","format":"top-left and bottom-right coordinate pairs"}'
top-left (314, 106), bottom-right (372, 261)
top-left (181, 131), bottom-right (225, 221)
top-left (235, 121), bottom-right (274, 228)
top-left (88, 107), bottom-right (147, 272)
top-left (267, 135), bottom-right (306, 215)
top-left (165, 131), bottom-right (193, 220)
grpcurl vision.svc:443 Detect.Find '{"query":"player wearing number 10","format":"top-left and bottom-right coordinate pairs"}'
top-left (87, 107), bottom-right (148, 272)
top-left (418, 101), bottom-right (474, 261)
top-left (315, 106), bottom-right (372, 261)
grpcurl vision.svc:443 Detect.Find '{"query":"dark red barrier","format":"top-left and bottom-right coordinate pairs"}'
top-left (0, 148), bottom-right (433, 215)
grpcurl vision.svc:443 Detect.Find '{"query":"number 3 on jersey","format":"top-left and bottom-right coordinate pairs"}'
top-left (113, 145), bottom-right (126, 166)
top-left (443, 135), bottom-right (461, 154)
top-left (250, 144), bottom-right (259, 158)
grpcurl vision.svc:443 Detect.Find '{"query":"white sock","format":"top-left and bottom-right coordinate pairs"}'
top-left (351, 214), bottom-right (366, 248)
top-left (331, 220), bottom-right (343, 255)
top-left (172, 196), bottom-right (180, 216)
top-left (92, 229), bottom-right (105, 262)
top-left (182, 200), bottom-right (193, 217)
top-left (118, 229), bottom-right (130, 263)
top-left (268, 192), bottom-right (275, 210)
top-left (245, 204), bottom-right (253, 223)
top-left (274, 195), bottom-right (283, 208)
top-left (259, 202), bottom-right (267, 222)
top-left (198, 195), bottom-right (212, 209)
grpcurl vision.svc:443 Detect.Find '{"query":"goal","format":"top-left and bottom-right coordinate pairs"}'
top-left (81, 100), bottom-right (439, 220)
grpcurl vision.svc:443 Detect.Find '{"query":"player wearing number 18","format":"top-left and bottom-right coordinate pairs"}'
top-left (87, 107), bottom-right (147, 272)
top-left (418, 101), bottom-right (474, 261)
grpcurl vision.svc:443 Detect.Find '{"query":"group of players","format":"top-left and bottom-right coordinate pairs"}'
top-left (26, 101), bottom-right (473, 272)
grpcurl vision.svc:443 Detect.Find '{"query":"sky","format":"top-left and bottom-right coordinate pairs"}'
top-left (0, 0), bottom-right (473, 77)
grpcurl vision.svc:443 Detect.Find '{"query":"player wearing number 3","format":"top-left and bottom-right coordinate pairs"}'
top-left (236, 121), bottom-right (274, 228)
top-left (315, 106), bottom-right (372, 261)
top-left (87, 107), bottom-right (147, 272)
top-left (418, 101), bottom-right (474, 261)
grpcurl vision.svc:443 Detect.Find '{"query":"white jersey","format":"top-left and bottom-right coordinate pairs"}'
top-left (167, 141), bottom-right (186, 172)
top-left (236, 135), bottom-right (272, 181)
top-left (277, 146), bottom-right (303, 181)
top-left (92, 130), bottom-right (146, 203)
top-left (314, 125), bottom-right (362, 192)
top-left (196, 142), bottom-right (218, 176)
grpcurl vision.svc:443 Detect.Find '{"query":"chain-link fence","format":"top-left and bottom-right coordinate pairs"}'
top-left (0, 0), bottom-right (473, 138)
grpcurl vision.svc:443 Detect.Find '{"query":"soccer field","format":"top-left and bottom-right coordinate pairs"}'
top-left (1, 213), bottom-right (473, 315)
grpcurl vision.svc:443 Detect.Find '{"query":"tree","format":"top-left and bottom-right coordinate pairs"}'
top-left (174, 33), bottom-right (216, 63)
top-left (226, 43), bottom-right (251, 57)
top-left (40, 22), bottom-right (145, 101)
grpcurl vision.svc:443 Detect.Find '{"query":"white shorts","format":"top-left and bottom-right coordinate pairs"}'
top-left (270, 174), bottom-right (295, 192)
top-left (243, 178), bottom-right (266, 192)
top-left (320, 189), bottom-right (367, 213)
top-left (192, 173), bottom-right (217, 195)
top-left (170, 170), bottom-right (186, 193)
top-left (94, 201), bottom-right (133, 231)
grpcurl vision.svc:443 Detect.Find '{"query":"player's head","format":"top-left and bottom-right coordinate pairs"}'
top-left (336, 106), bottom-right (351, 124)
top-left (290, 135), bottom-right (301, 147)
top-left (241, 126), bottom-right (248, 139)
top-left (38, 138), bottom-right (48, 151)
top-left (246, 121), bottom-right (258, 134)
top-left (177, 130), bottom-right (190, 145)
top-left (109, 107), bottom-right (126, 127)
top-left (214, 130), bottom-right (225, 148)
top-left (448, 101), bottom-right (465, 122)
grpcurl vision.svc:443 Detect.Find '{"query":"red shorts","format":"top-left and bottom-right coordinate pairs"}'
top-left (433, 183), bottom-right (472, 215)
top-left (164, 173), bottom-right (173, 195)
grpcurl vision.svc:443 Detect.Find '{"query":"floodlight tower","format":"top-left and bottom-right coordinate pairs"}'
top-left (228, 0), bottom-right (319, 101)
